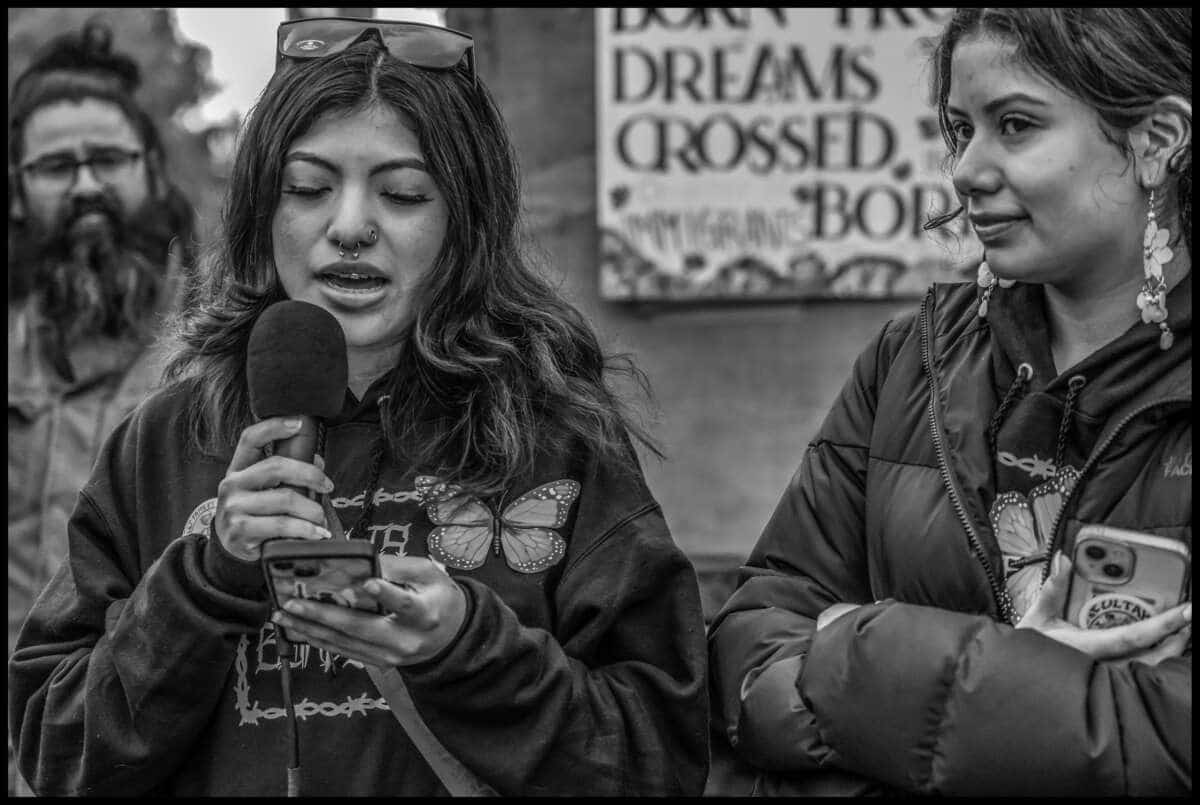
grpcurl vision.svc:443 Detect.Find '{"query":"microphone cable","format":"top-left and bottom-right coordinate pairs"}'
top-left (269, 422), bottom-right (328, 798)
top-left (277, 630), bottom-right (302, 797)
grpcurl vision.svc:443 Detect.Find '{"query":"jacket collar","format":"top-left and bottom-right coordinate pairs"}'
top-left (929, 270), bottom-right (1191, 408)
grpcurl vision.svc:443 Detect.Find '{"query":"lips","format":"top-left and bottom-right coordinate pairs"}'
top-left (969, 213), bottom-right (1025, 242)
top-left (316, 261), bottom-right (388, 292)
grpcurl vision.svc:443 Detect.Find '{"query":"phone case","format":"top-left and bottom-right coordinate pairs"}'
top-left (1064, 525), bottom-right (1190, 630)
top-left (260, 539), bottom-right (383, 627)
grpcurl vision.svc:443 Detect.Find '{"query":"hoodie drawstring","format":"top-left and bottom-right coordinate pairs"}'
top-left (345, 393), bottom-right (391, 543)
top-left (1052, 375), bottom-right (1087, 475)
top-left (987, 364), bottom-right (1087, 481)
top-left (987, 362), bottom-right (1034, 461)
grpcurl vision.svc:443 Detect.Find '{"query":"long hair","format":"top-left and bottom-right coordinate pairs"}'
top-left (163, 39), bottom-right (659, 498)
top-left (923, 8), bottom-right (1192, 253)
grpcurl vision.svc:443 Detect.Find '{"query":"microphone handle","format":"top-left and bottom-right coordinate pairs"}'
top-left (272, 415), bottom-right (319, 500)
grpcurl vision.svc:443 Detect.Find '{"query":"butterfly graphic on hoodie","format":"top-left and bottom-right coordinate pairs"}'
top-left (989, 465), bottom-right (1080, 619)
top-left (414, 476), bottom-right (581, 573)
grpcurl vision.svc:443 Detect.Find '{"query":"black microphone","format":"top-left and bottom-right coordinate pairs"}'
top-left (246, 300), bottom-right (349, 793)
top-left (246, 299), bottom-right (348, 495)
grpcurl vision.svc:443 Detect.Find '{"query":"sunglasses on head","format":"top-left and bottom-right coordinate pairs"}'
top-left (276, 17), bottom-right (476, 86)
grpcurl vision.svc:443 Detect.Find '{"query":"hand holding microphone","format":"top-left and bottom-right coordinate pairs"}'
top-left (213, 301), bottom-right (348, 562)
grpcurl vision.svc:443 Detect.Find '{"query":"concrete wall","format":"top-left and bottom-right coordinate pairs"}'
top-left (447, 8), bottom-right (915, 616)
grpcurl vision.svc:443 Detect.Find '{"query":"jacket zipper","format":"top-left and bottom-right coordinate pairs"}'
top-left (919, 290), bottom-right (1016, 624)
top-left (1040, 396), bottom-right (1189, 580)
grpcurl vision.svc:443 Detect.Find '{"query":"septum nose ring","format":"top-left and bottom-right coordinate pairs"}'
top-left (337, 228), bottom-right (378, 260)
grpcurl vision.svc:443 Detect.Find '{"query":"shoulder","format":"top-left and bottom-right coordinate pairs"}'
top-left (529, 428), bottom-right (661, 540)
top-left (929, 279), bottom-right (985, 338)
top-left (882, 281), bottom-right (980, 340)
top-left (96, 376), bottom-right (207, 473)
top-left (127, 375), bottom-right (199, 432)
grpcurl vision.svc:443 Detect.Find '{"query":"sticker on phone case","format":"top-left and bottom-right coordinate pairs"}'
top-left (1078, 592), bottom-right (1155, 629)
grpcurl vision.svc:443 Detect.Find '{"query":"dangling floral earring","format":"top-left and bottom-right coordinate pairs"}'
top-left (1136, 188), bottom-right (1174, 350)
top-left (976, 258), bottom-right (1015, 318)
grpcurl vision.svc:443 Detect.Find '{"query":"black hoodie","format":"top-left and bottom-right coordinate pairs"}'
top-left (9, 372), bottom-right (709, 796)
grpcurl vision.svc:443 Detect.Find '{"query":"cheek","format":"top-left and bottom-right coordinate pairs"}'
top-left (271, 211), bottom-right (311, 290)
top-left (21, 187), bottom-right (62, 227)
top-left (406, 204), bottom-right (450, 270)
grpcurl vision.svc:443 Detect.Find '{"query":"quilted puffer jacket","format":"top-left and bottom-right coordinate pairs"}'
top-left (709, 276), bottom-right (1191, 796)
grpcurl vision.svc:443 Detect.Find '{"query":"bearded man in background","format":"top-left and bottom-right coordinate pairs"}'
top-left (7, 20), bottom-right (196, 795)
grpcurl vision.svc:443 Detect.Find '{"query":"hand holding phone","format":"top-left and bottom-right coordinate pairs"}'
top-left (261, 538), bottom-right (381, 644)
top-left (1064, 525), bottom-right (1190, 630)
top-left (268, 553), bottom-right (468, 668)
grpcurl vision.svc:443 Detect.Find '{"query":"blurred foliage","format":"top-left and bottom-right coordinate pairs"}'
top-left (8, 7), bottom-right (229, 243)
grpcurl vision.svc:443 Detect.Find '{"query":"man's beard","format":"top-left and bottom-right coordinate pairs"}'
top-left (11, 190), bottom-right (176, 347)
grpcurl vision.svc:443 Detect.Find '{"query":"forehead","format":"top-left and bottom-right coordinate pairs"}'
top-left (947, 34), bottom-right (1061, 105)
top-left (286, 104), bottom-right (424, 164)
top-left (22, 98), bottom-right (141, 159)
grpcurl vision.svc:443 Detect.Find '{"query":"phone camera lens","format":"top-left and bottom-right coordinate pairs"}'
top-left (1102, 563), bottom-right (1124, 579)
top-left (271, 561), bottom-right (294, 571)
top-left (1084, 545), bottom-right (1106, 561)
top-left (294, 565), bottom-right (319, 577)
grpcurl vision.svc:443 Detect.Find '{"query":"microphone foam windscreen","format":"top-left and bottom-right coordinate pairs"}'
top-left (247, 300), bottom-right (348, 419)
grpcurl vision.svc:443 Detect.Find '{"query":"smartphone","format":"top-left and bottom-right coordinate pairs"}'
top-left (1063, 525), bottom-right (1190, 630)
top-left (261, 539), bottom-right (382, 642)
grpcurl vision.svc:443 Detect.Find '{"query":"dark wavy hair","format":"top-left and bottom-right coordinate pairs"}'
top-left (923, 8), bottom-right (1192, 253)
top-left (162, 38), bottom-right (659, 498)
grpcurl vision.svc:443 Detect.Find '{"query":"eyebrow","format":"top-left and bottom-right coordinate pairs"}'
top-left (283, 152), bottom-right (429, 176)
top-left (946, 92), bottom-right (1050, 117)
top-left (26, 144), bottom-right (133, 161)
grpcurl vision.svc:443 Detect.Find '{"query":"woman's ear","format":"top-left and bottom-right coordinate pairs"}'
top-left (1130, 95), bottom-right (1192, 189)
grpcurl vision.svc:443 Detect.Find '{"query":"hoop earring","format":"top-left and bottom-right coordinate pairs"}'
top-left (976, 259), bottom-right (1014, 319)
top-left (1136, 188), bottom-right (1174, 350)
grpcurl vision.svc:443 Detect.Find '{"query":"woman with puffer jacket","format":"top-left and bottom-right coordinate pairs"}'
top-left (709, 8), bottom-right (1191, 796)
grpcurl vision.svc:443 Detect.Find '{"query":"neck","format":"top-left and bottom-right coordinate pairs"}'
top-left (346, 341), bottom-right (401, 400)
top-left (1043, 248), bottom-right (1190, 372)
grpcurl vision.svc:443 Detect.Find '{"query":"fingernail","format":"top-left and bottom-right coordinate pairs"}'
top-left (322, 478), bottom-right (335, 493)
top-left (284, 600), bottom-right (303, 614)
top-left (286, 418), bottom-right (303, 430)
top-left (271, 612), bottom-right (284, 623)
top-left (316, 527), bottom-right (332, 540)
top-left (1184, 604), bottom-right (1192, 623)
top-left (364, 580), bottom-right (381, 595)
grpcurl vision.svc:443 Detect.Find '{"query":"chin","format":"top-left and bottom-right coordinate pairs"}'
top-left (982, 252), bottom-right (1044, 285)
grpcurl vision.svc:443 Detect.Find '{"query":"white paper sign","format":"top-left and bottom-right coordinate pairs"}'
top-left (596, 7), bottom-right (974, 301)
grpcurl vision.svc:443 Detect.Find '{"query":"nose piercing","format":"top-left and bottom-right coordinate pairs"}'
top-left (337, 230), bottom-right (374, 260)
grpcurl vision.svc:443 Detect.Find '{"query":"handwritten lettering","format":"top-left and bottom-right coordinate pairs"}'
top-left (615, 109), bottom-right (894, 175)
top-left (614, 8), bottom-right (788, 33)
top-left (614, 43), bottom-right (878, 105)
top-left (835, 8), bottom-right (952, 30)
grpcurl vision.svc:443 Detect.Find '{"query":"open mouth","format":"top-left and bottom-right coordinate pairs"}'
top-left (318, 272), bottom-right (388, 292)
